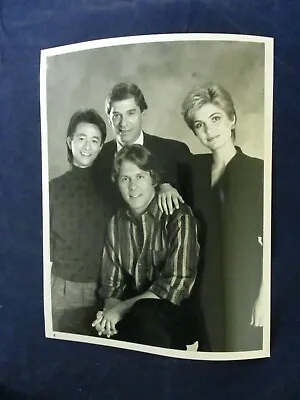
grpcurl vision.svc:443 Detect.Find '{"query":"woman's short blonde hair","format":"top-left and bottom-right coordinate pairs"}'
top-left (182, 82), bottom-right (237, 139)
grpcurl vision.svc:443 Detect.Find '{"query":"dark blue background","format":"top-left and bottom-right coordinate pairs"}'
top-left (1, 0), bottom-right (299, 398)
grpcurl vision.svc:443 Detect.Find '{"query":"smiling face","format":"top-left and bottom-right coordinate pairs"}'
top-left (109, 97), bottom-right (144, 146)
top-left (117, 160), bottom-right (156, 215)
top-left (192, 103), bottom-right (235, 152)
top-left (67, 122), bottom-right (103, 168)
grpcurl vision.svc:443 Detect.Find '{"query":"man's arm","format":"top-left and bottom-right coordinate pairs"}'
top-left (146, 134), bottom-right (192, 195)
top-left (93, 291), bottom-right (160, 337)
top-left (157, 183), bottom-right (184, 215)
top-left (98, 216), bottom-right (127, 300)
top-left (95, 220), bottom-right (161, 336)
top-left (94, 209), bottom-right (199, 335)
top-left (149, 208), bottom-right (199, 305)
top-left (93, 216), bottom-right (127, 336)
top-left (152, 136), bottom-right (190, 179)
top-left (156, 141), bottom-right (192, 215)
top-left (104, 298), bottom-right (122, 311)
top-left (176, 142), bottom-right (193, 207)
top-left (114, 291), bottom-right (159, 315)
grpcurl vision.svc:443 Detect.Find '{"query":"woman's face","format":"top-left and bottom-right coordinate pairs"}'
top-left (192, 103), bottom-right (235, 151)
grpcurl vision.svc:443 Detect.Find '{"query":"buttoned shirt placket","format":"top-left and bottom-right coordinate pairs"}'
top-left (133, 213), bottom-right (149, 290)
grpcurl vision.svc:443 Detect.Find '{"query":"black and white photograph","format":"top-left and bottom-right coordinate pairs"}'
top-left (41, 33), bottom-right (273, 360)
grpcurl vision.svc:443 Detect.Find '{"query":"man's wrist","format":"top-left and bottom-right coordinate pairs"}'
top-left (114, 301), bottom-right (129, 317)
top-left (104, 297), bottom-right (122, 311)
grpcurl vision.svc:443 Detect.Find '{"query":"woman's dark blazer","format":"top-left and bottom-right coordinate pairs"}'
top-left (191, 147), bottom-right (264, 350)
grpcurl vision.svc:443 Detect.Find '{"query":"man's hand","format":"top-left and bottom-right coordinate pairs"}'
top-left (158, 183), bottom-right (184, 215)
top-left (92, 305), bottom-right (124, 338)
top-left (92, 292), bottom-right (159, 337)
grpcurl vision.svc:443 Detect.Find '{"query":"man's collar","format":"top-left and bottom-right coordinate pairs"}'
top-left (122, 192), bottom-right (162, 223)
top-left (116, 131), bottom-right (144, 152)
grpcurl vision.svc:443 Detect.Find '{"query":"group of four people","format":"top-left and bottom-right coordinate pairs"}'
top-left (49, 81), bottom-right (264, 351)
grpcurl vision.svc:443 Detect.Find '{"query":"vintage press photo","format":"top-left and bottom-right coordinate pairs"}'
top-left (40, 33), bottom-right (273, 361)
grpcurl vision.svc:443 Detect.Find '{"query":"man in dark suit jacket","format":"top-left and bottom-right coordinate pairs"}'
top-left (93, 82), bottom-right (192, 214)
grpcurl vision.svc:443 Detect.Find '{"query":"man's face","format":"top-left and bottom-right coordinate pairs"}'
top-left (117, 160), bottom-right (156, 215)
top-left (109, 97), bottom-right (144, 146)
top-left (67, 122), bottom-right (103, 168)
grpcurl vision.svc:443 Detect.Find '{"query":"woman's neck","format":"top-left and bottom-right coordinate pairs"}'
top-left (212, 140), bottom-right (237, 168)
top-left (210, 141), bottom-right (237, 187)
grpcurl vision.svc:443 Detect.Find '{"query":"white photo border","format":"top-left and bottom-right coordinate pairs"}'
top-left (40, 33), bottom-right (273, 361)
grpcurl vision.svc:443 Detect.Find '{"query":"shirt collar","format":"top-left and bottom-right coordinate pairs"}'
top-left (116, 131), bottom-right (144, 152)
top-left (122, 193), bottom-right (162, 223)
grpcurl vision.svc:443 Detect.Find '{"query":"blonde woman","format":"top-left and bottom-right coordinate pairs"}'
top-left (182, 83), bottom-right (264, 351)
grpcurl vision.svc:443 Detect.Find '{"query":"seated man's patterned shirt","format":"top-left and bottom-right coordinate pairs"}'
top-left (99, 195), bottom-right (200, 306)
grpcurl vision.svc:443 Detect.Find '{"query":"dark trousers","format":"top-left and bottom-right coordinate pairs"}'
top-left (113, 299), bottom-right (187, 350)
top-left (58, 299), bottom-right (211, 352)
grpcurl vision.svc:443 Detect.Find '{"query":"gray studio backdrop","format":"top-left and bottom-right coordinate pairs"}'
top-left (46, 40), bottom-right (265, 352)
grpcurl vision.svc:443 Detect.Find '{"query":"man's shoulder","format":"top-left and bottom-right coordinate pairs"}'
top-left (191, 153), bottom-right (212, 171)
top-left (101, 140), bottom-right (116, 157)
top-left (144, 132), bottom-right (187, 147)
top-left (144, 133), bottom-right (190, 152)
top-left (102, 139), bottom-right (115, 149)
top-left (166, 202), bottom-right (196, 224)
top-left (49, 171), bottom-right (74, 202)
top-left (49, 170), bottom-right (70, 190)
top-left (192, 152), bottom-right (212, 163)
top-left (93, 140), bottom-right (115, 173)
top-left (108, 207), bottom-right (127, 225)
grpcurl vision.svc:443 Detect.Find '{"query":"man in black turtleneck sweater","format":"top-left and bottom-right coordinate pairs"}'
top-left (50, 109), bottom-right (107, 334)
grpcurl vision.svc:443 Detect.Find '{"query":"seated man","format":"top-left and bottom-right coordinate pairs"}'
top-left (92, 144), bottom-right (201, 350)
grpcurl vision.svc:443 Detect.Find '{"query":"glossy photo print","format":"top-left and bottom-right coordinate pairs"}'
top-left (40, 33), bottom-right (273, 361)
